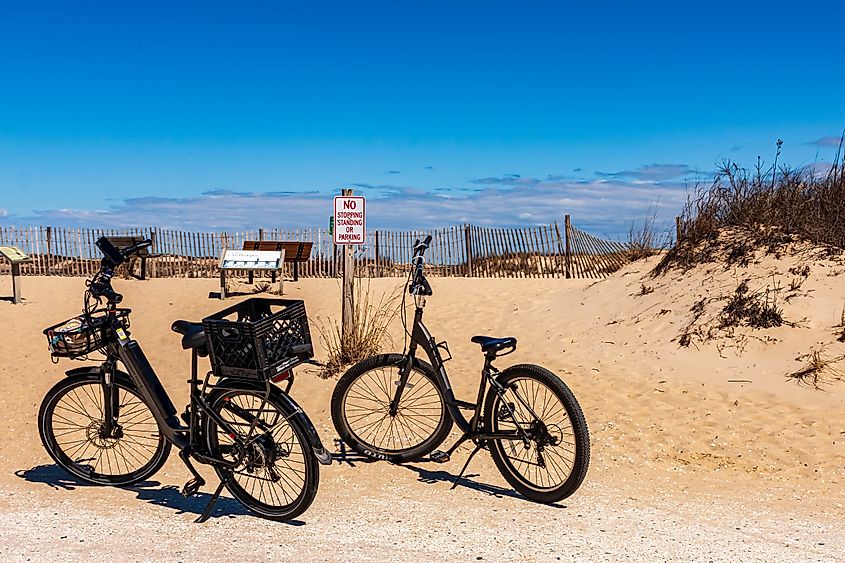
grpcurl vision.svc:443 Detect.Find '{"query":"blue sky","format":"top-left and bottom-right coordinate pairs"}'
top-left (0, 1), bottom-right (842, 236)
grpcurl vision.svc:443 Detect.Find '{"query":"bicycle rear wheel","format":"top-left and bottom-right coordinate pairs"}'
top-left (483, 364), bottom-right (589, 503)
top-left (38, 373), bottom-right (171, 486)
top-left (204, 387), bottom-right (319, 521)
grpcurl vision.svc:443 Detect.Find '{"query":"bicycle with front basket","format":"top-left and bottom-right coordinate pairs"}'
top-left (331, 235), bottom-right (590, 502)
top-left (38, 237), bottom-right (331, 522)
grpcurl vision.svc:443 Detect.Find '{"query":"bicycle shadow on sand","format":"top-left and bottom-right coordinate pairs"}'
top-left (329, 440), bottom-right (380, 467)
top-left (330, 441), bottom-right (566, 508)
top-left (15, 464), bottom-right (305, 525)
top-left (399, 464), bottom-right (568, 509)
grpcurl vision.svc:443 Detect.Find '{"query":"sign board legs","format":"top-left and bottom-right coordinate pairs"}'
top-left (219, 269), bottom-right (227, 299)
top-left (11, 263), bottom-right (21, 304)
top-left (277, 249), bottom-right (286, 295)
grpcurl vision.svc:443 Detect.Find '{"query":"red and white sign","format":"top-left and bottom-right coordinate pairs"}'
top-left (333, 195), bottom-right (366, 244)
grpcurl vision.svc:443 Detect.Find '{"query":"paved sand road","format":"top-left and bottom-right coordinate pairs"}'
top-left (1, 461), bottom-right (843, 562)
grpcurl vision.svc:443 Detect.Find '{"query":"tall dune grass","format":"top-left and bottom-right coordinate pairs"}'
top-left (655, 138), bottom-right (845, 274)
top-left (314, 279), bottom-right (404, 378)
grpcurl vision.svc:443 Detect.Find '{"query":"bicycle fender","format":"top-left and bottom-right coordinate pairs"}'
top-left (64, 365), bottom-right (102, 378)
top-left (216, 378), bottom-right (333, 466)
top-left (275, 391), bottom-right (333, 465)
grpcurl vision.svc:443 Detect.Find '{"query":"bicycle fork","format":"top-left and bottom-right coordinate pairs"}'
top-left (99, 360), bottom-right (123, 439)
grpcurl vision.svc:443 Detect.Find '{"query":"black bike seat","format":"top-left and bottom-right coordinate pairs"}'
top-left (171, 320), bottom-right (209, 356)
top-left (471, 335), bottom-right (517, 354)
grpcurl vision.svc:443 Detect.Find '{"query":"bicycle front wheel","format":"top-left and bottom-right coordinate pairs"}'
top-left (204, 387), bottom-right (320, 521)
top-left (483, 364), bottom-right (589, 503)
top-left (331, 354), bottom-right (453, 462)
top-left (38, 373), bottom-right (171, 486)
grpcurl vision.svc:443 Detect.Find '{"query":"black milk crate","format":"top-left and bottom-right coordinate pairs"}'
top-left (202, 298), bottom-right (313, 380)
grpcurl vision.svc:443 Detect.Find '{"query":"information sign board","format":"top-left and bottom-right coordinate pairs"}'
top-left (219, 250), bottom-right (283, 270)
top-left (0, 246), bottom-right (31, 264)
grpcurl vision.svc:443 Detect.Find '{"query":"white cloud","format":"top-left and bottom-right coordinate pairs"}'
top-left (807, 136), bottom-right (843, 148)
top-left (596, 164), bottom-right (707, 182)
top-left (6, 175), bottom-right (690, 238)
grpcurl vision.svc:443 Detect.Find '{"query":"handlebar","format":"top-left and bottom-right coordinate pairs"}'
top-left (96, 236), bottom-right (152, 267)
top-left (413, 235), bottom-right (432, 258)
top-left (120, 239), bottom-right (153, 259)
top-left (409, 235), bottom-right (433, 296)
top-left (87, 236), bottom-right (151, 305)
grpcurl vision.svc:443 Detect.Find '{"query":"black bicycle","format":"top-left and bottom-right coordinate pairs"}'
top-left (38, 237), bottom-right (331, 522)
top-left (332, 235), bottom-right (589, 502)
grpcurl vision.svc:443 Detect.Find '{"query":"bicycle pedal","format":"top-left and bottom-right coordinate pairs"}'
top-left (430, 450), bottom-right (450, 464)
top-left (181, 477), bottom-right (205, 498)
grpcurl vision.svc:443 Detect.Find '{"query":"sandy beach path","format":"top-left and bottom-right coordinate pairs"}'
top-left (0, 274), bottom-right (843, 561)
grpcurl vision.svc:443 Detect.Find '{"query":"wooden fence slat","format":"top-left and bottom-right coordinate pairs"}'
top-left (575, 226), bottom-right (595, 279)
top-left (485, 226), bottom-right (496, 277)
top-left (589, 231), bottom-right (615, 275)
top-left (571, 224), bottom-right (583, 278)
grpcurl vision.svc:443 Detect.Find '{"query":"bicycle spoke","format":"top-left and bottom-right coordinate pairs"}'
top-left (492, 377), bottom-right (578, 491)
top-left (343, 363), bottom-right (444, 454)
top-left (210, 390), bottom-right (311, 513)
top-left (47, 381), bottom-right (164, 480)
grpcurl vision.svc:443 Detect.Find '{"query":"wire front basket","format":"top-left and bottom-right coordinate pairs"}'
top-left (43, 310), bottom-right (130, 359)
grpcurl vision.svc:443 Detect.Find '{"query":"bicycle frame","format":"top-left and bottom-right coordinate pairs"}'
top-left (394, 302), bottom-right (525, 443)
top-left (46, 236), bottom-right (332, 522)
top-left (76, 310), bottom-right (329, 468)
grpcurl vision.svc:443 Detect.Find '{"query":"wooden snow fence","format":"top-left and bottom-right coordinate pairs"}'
top-left (0, 217), bottom-right (634, 280)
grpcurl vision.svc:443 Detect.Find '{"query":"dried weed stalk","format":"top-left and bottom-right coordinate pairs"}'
top-left (252, 281), bottom-right (273, 294)
top-left (788, 346), bottom-right (845, 389)
top-left (314, 279), bottom-right (404, 379)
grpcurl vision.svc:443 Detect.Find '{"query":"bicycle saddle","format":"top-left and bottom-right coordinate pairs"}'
top-left (471, 335), bottom-right (517, 354)
top-left (171, 320), bottom-right (209, 357)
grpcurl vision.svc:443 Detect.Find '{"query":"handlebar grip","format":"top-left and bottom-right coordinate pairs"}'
top-left (96, 237), bottom-right (125, 266)
top-left (413, 235), bottom-right (432, 257)
top-left (90, 278), bottom-right (123, 304)
top-left (122, 239), bottom-right (152, 257)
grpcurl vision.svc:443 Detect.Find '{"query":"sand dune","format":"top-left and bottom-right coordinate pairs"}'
top-left (0, 251), bottom-right (843, 560)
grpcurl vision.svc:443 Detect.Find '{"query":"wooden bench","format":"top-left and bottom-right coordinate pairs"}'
top-left (106, 235), bottom-right (155, 280)
top-left (242, 241), bottom-right (313, 283)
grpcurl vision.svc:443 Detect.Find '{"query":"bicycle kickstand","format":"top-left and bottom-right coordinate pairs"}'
top-left (450, 443), bottom-right (483, 491)
top-left (195, 473), bottom-right (230, 524)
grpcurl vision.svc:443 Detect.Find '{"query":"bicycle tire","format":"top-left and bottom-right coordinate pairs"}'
top-left (331, 354), bottom-right (453, 463)
top-left (38, 373), bottom-right (171, 486)
top-left (483, 364), bottom-right (589, 503)
top-left (204, 387), bottom-right (320, 521)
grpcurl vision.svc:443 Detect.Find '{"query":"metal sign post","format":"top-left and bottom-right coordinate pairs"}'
top-left (0, 246), bottom-right (32, 304)
top-left (218, 249), bottom-right (284, 299)
top-left (334, 189), bottom-right (366, 344)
